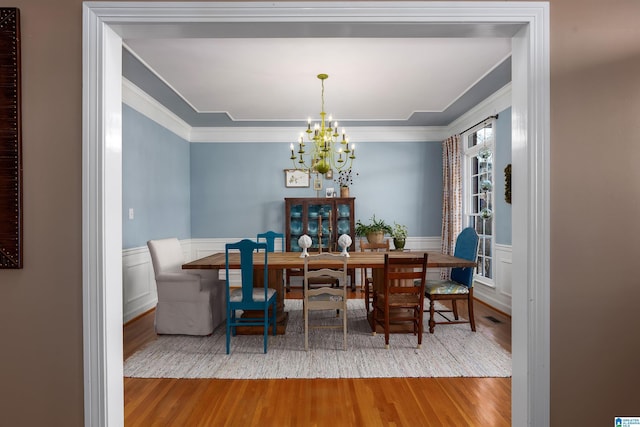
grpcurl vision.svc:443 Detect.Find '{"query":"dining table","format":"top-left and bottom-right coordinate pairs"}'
top-left (183, 251), bottom-right (476, 334)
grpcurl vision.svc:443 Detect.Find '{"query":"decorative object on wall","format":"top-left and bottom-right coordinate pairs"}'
top-left (325, 169), bottom-right (333, 179)
top-left (284, 169), bottom-right (310, 188)
top-left (0, 8), bottom-right (22, 269)
top-left (504, 163), bottom-right (512, 204)
top-left (289, 74), bottom-right (355, 174)
top-left (313, 178), bottom-right (322, 191)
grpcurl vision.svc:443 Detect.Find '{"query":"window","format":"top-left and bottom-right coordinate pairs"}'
top-left (463, 121), bottom-right (495, 285)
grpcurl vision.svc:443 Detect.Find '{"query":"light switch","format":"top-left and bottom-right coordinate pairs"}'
top-left (128, 208), bottom-right (134, 220)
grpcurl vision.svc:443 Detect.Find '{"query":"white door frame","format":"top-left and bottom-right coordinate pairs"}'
top-left (82, 2), bottom-right (550, 426)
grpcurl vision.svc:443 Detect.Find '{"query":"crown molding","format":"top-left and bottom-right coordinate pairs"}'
top-left (124, 78), bottom-right (510, 144)
top-left (446, 82), bottom-right (512, 135)
top-left (122, 77), bottom-right (191, 140)
top-left (190, 125), bottom-right (448, 143)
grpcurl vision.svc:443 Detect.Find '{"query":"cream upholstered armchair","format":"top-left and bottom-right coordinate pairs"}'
top-left (147, 238), bottom-right (225, 335)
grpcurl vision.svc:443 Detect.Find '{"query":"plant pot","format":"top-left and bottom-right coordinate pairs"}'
top-left (366, 231), bottom-right (385, 244)
top-left (393, 237), bottom-right (406, 250)
top-left (340, 186), bottom-right (349, 198)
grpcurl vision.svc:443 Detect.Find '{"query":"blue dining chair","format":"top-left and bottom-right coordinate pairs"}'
top-left (225, 239), bottom-right (278, 354)
top-left (424, 227), bottom-right (480, 333)
top-left (256, 230), bottom-right (284, 253)
top-left (257, 230), bottom-right (288, 291)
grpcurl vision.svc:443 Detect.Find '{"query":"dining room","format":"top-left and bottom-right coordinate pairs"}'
top-left (120, 32), bottom-right (515, 423)
top-left (120, 47), bottom-right (514, 325)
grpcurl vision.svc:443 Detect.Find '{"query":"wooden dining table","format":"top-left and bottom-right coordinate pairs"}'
top-left (183, 251), bottom-right (476, 334)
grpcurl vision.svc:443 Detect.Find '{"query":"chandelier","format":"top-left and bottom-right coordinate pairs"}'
top-left (289, 73), bottom-right (355, 174)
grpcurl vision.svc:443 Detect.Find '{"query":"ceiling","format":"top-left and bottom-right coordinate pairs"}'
top-left (123, 37), bottom-right (512, 128)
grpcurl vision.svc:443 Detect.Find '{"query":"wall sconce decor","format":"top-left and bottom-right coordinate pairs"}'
top-left (504, 163), bottom-right (512, 204)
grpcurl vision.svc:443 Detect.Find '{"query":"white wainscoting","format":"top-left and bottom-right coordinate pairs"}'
top-left (122, 238), bottom-right (238, 323)
top-left (122, 239), bottom-right (199, 323)
top-left (122, 246), bottom-right (156, 324)
top-left (121, 237), bottom-right (512, 323)
top-left (473, 243), bottom-right (513, 315)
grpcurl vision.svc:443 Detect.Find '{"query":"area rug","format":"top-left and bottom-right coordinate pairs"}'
top-left (124, 299), bottom-right (511, 379)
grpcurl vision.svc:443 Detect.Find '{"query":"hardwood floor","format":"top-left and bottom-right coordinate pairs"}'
top-left (124, 288), bottom-right (511, 426)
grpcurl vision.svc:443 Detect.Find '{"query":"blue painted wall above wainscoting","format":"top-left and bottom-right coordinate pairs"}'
top-left (122, 105), bottom-right (191, 248)
top-left (189, 140), bottom-right (443, 238)
top-left (495, 107), bottom-right (512, 245)
top-left (122, 105), bottom-right (512, 248)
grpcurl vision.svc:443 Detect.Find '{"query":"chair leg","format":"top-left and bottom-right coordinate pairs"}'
top-left (416, 307), bottom-right (422, 349)
top-left (429, 299), bottom-right (436, 334)
top-left (452, 299), bottom-right (459, 320)
top-left (304, 303), bottom-right (309, 351)
top-left (364, 282), bottom-right (370, 314)
top-left (263, 309), bottom-right (268, 354)
top-left (343, 304), bottom-right (348, 350)
top-left (226, 310), bottom-right (232, 354)
top-left (384, 303), bottom-right (390, 349)
top-left (468, 295), bottom-right (476, 332)
top-left (370, 300), bottom-right (377, 335)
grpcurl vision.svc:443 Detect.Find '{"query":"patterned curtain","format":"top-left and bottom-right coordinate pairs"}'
top-left (441, 134), bottom-right (462, 277)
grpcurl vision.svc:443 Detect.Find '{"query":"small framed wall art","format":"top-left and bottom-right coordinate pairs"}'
top-left (325, 169), bottom-right (333, 179)
top-left (284, 169), bottom-right (310, 188)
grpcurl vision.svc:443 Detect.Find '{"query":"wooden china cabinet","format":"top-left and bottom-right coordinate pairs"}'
top-left (284, 197), bottom-right (356, 289)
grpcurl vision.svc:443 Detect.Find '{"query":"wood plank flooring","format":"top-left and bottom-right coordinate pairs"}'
top-left (124, 288), bottom-right (511, 426)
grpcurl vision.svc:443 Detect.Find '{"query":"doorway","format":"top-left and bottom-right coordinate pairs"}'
top-left (82, 2), bottom-right (550, 426)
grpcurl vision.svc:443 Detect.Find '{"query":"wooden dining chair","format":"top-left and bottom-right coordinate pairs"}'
top-left (359, 239), bottom-right (390, 313)
top-left (371, 253), bottom-right (428, 349)
top-left (424, 227), bottom-right (480, 333)
top-left (303, 252), bottom-right (349, 350)
top-left (225, 239), bottom-right (277, 354)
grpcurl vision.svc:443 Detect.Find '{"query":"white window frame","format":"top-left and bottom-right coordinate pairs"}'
top-left (462, 120), bottom-right (496, 288)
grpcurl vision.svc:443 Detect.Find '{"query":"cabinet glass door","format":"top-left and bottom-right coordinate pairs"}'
top-left (289, 202), bottom-right (303, 251)
top-left (336, 202), bottom-right (352, 237)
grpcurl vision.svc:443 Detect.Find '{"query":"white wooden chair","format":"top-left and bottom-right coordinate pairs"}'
top-left (303, 253), bottom-right (348, 350)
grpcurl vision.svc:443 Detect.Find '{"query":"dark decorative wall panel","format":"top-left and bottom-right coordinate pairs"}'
top-left (0, 8), bottom-right (22, 269)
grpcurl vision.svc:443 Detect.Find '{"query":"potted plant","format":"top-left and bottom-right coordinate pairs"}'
top-left (355, 215), bottom-right (392, 244)
top-left (391, 222), bottom-right (408, 250)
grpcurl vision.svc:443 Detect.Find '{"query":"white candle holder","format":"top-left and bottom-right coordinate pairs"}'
top-left (338, 234), bottom-right (352, 257)
top-left (298, 234), bottom-right (312, 257)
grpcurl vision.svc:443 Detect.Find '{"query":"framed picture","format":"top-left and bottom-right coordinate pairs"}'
top-left (325, 169), bottom-right (333, 179)
top-left (326, 187), bottom-right (335, 198)
top-left (313, 178), bottom-right (323, 191)
top-left (284, 169), bottom-right (310, 188)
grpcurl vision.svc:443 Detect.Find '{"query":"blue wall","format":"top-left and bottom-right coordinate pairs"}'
top-left (122, 105), bottom-right (512, 248)
top-left (495, 107), bottom-right (512, 245)
top-left (122, 105), bottom-right (191, 248)
top-left (189, 141), bottom-right (443, 238)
